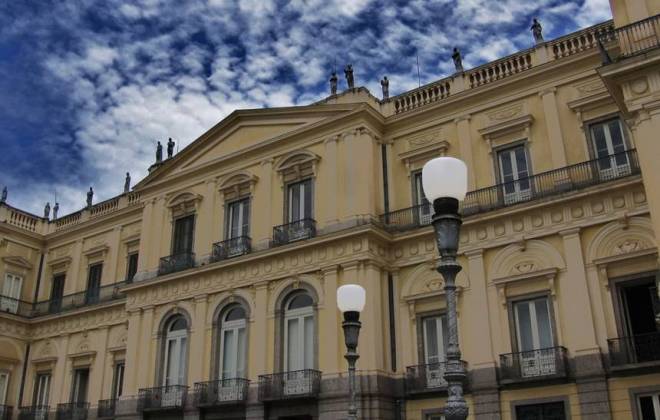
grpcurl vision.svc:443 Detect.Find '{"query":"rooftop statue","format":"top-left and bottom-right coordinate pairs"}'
top-left (344, 64), bottom-right (355, 89)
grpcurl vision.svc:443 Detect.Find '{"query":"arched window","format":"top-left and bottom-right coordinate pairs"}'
top-left (219, 305), bottom-right (247, 379)
top-left (283, 292), bottom-right (315, 371)
top-left (163, 315), bottom-right (188, 386)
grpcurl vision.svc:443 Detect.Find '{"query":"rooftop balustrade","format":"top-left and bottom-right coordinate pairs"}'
top-left (600, 13), bottom-right (660, 61)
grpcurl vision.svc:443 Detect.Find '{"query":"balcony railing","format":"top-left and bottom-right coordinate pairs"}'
top-left (31, 282), bottom-right (126, 317)
top-left (499, 346), bottom-right (568, 383)
top-left (194, 378), bottom-right (249, 407)
top-left (0, 406), bottom-right (12, 420)
top-left (158, 252), bottom-right (195, 275)
top-left (603, 13), bottom-right (660, 61)
top-left (379, 150), bottom-right (639, 232)
top-left (258, 370), bottom-right (322, 401)
top-left (608, 332), bottom-right (660, 367)
top-left (96, 399), bottom-right (116, 419)
top-left (0, 295), bottom-right (34, 317)
top-left (19, 406), bottom-right (50, 420)
top-left (211, 237), bottom-right (251, 262)
top-left (405, 361), bottom-right (468, 395)
top-left (56, 402), bottom-right (89, 420)
top-left (271, 219), bottom-right (316, 247)
top-left (137, 385), bottom-right (188, 411)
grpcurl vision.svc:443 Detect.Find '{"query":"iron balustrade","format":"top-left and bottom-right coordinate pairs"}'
top-left (602, 13), bottom-right (660, 60)
top-left (379, 150), bottom-right (639, 232)
top-left (194, 378), bottom-right (249, 406)
top-left (0, 405), bottom-right (12, 420)
top-left (158, 252), bottom-right (196, 275)
top-left (56, 402), bottom-right (89, 420)
top-left (499, 346), bottom-right (568, 383)
top-left (137, 385), bottom-right (188, 411)
top-left (0, 295), bottom-right (33, 317)
top-left (31, 282), bottom-right (127, 317)
top-left (258, 370), bottom-right (322, 401)
top-left (271, 219), bottom-right (317, 247)
top-left (405, 361), bottom-right (468, 395)
top-left (96, 399), bottom-right (116, 419)
top-left (608, 332), bottom-right (660, 366)
top-left (211, 237), bottom-right (251, 262)
top-left (19, 406), bottom-right (50, 420)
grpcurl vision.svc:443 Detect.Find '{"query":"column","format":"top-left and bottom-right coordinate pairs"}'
top-left (190, 294), bottom-right (209, 384)
top-left (54, 334), bottom-right (71, 404)
top-left (258, 159), bottom-right (274, 245)
top-left (455, 115), bottom-right (476, 190)
top-left (123, 309), bottom-right (141, 395)
top-left (69, 240), bottom-right (83, 293)
top-left (320, 265), bottom-right (340, 374)
top-left (194, 180), bottom-right (216, 255)
top-left (539, 88), bottom-right (568, 168)
top-left (136, 306), bottom-right (155, 389)
top-left (105, 227), bottom-right (121, 284)
top-left (137, 200), bottom-right (154, 272)
top-left (90, 326), bottom-right (110, 404)
top-left (322, 136), bottom-right (340, 225)
top-left (252, 281), bottom-right (269, 378)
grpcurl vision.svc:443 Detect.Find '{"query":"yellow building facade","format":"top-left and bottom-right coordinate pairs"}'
top-left (1, 2), bottom-right (660, 419)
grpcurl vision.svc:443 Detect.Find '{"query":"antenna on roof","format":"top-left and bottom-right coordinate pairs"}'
top-left (416, 54), bottom-right (421, 88)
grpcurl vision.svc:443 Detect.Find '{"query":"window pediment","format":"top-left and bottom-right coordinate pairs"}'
top-left (479, 114), bottom-right (534, 149)
top-left (275, 150), bottom-right (320, 184)
top-left (218, 171), bottom-right (258, 201)
top-left (83, 244), bottom-right (109, 259)
top-left (166, 192), bottom-right (203, 217)
top-left (2, 256), bottom-right (33, 270)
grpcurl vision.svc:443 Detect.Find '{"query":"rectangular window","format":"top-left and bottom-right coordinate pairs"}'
top-left (172, 215), bottom-right (195, 254)
top-left (422, 315), bottom-right (448, 388)
top-left (225, 198), bottom-right (250, 239)
top-left (413, 172), bottom-right (432, 224)
top-left (0, 372), bottom-right (9, 405)
top-left (71, 368), bottom-right (89, 403)
top-left (590, 118), bottom-right (630, 179)
top-left (33, 373), bottom-right (51, 406)
top-left (513, 297), bottom-right (556, 378)
top-left (49, 275), bottom-right (65, 313)
top-left (287, 179), bottom-right (313, 223)
top-left (515, 401), bottom-right (566, 420)
top-left (637, 393), bottom-right (660, 420)
top-left (1, 273), bottom-right (23, 313)
top-left (111, 363), bottom-right (124, 400)
top-left (86, 263), bottom-right (103, 304)
top-left (498, 144), bottom-right (531, 204)
top-left (126, 253), bottom-right (138, 283)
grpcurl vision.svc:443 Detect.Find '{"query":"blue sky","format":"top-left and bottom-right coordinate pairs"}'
top-left (0, 0), bottom-right (611, 216)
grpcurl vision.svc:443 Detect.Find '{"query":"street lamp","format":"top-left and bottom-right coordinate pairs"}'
top-left (337, 284), bottom-right (366, 420)
top-left (422, 157), bottom-right (469, 420)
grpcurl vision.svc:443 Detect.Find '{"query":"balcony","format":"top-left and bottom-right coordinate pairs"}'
top-left (271, 219), bottom-right (316, 247)
top-left (211, 237), bottom-right (251, 262)
top-left (18, 406), bottom-right (50, 420)
top-left (608, 332), bottom-right (660, 369)
top-left (96, 399), bottom-right (116, 419)
top-left (194, 378), bottom-right (249, 407)
top-left (158, 252), bottom-right (195, 275)
top-left (0, 295), bottom-right (33, 317)
top-left (56, 402), bottom-right (88, 420)
top-left (31, 282), bottom-right (126, 317)
top-left (137, 385), bottom-right (188, 412)
top-left (601, 14), bottom-right (660, 62)
top-left (379, 150), bottom-right (640, 232)
top-left (405, 361), bottom-right (468, 396)
top-left (258, 370), bottom-right (321, 402)
top-left (0, 406), bottom-right (12, 420)
top-left (499, 347), bottom-right (568, 385)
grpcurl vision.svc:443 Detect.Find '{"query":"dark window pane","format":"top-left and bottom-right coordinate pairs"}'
top-left (126, 253), bottom-right (138, 282)
top-left (288, 293), bottom-right (313, 310)
top-left (638, 396), bottom-right (656, 420)
top-left (169, 316), bottom-right (187, 331)
top-left (225, 306), bottom-right (246, 321)
top-left (173, 215), bottom-right (195, 253)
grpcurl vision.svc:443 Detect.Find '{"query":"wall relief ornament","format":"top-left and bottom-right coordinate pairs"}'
top-left (487, 103), bottom-right (524, 122)
top-left (407, 128), bottom-right (443, 149)
top-left (574, 79), bottom-right (605, 96)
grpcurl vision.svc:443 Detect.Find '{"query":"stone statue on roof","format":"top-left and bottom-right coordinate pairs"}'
top-left (53, 202), bottom-right (59, 220)
top-left (330, 71), bottom-right (338, 95)
top-left (531, 18), bottom-right (544, 44)
top-left (344, 64), bottom-right (355, 89)
top-left (167, 137), bottom-right (175, 158)
top-left (87, 187), bottom-right (93, 208)
top-left (156, 141), bottom-right (163, 163)
top-left (44, 202), bottom-right (50, 219)
top-left (381, 76), bottom-right (389, 100)
top-left (124, 172), bottom-right (131, 193)
top-left (452, 48), bottom-right (464, 73)
top-left (1, 186), bottom-right (6, 203)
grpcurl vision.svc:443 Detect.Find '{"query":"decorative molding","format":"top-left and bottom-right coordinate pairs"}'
top-left (83, 244), bottom-right (110, 259)
top-left (2, 256), bottom-right (33, 270)
top-left (478, 114), bottom-right (533, 144)
top-left (574, 79), bottom-right (606, 97)
top-left (486, 103), bottom-right (524, 122)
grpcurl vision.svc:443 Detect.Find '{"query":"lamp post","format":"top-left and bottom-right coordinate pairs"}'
top-left (337, 284), bottom-right (366, 420)
top-left (422, 157), bottom-right (469, 420)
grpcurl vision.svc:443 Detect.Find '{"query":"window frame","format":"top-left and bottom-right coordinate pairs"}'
top-left (125, 253), bottom-right (138, 283)
top-left (224, 197), bottom-right (251, 240)
top-left (506, 292), bottom-right (558, 354)
top-left (608, 272), bottom-right (658, 339)
top-left (171, 214), bottom-right (196, 255)
top-left (86, 263), bottom-right (103, 302)
top-left (161, 315), bottom-right (189, 387)
top-left (629, 385), bottom-right (660, 420)
top-left (1, 272), bottom-right (23, 313)
top-left (284, 179), bottom-right (314, 224)
top-left (510, 396), bottom-right (570, 420)
top-left (585, 115), bottom-right (630, 160)
top-left (0, 371), bottom-right (9, 405)
top-left (218, 305), bottom-right (248, 380)
top-left (282, 291), bottom-right (316, 372)
top-left (70, 368), bottom-right (89, 404)
top-left (33, 372), bottom-right (51, 407)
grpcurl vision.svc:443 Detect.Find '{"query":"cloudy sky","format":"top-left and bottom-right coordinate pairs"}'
top-left (0, 0), bottom-right (611, 217)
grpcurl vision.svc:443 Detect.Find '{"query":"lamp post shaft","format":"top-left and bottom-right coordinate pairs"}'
top-left (342, 311), bottom-right (361, 420)
top-left (346, 353), bottom-right (358, 420)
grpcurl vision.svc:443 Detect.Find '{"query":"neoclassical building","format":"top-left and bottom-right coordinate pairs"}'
top-left (1, 2), bottom-right (660, 419)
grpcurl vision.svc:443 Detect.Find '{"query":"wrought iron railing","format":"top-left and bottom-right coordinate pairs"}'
top-left (608, 332), bottom-right (660, 366)
top-left (0, 405), bottom-right (12, 420)
top-left (158, 252), bottom-right (195, 275)
top-left (96, 399), bottom-right (116, 418)
top-left (0, 295), bottom-right (34, 317)
top-left (271, 219), bottom-right (317, 247)
top-left (211, 237), bottom-right (251, 262)
top-left (258, 370), bottom-right (322, 401)
top-left (137, 385), bottom-right (188, 411)
top-left (18, 406), bottom-right (50, 420)
top-left (31, 282), bottom-right (126, 317)
top-left (56, 402), bottom-right (89, 420)
top-left (603, 13), bottom-right (660, 60)
top-left (405, 361), bottom-right (468, 394)
top-left (499, 346), bottom-right (568, 382)
top-left (379, 150), bottom-right (639, 232)
top-left (194, 378), bottom-right (249, 406)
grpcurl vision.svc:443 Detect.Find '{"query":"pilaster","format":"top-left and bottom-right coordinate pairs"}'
top-left (252, 281), bottom-right (269, 378)
top-left (539, 87), bottom-right (568, 168)
top-left (136, 306), bottom-right (154, 389)
top-left (123, 309), bottom-right (142, 394)
top-left (455, 115), bottom-right (476, 190)
top-left (190, 294), bottom-right (209, 384)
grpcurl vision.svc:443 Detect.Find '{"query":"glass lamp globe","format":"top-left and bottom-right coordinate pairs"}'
top-left (422, 157), bottom-right (468, 202)
top-left (337, 284), bottom-right (366, 313)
